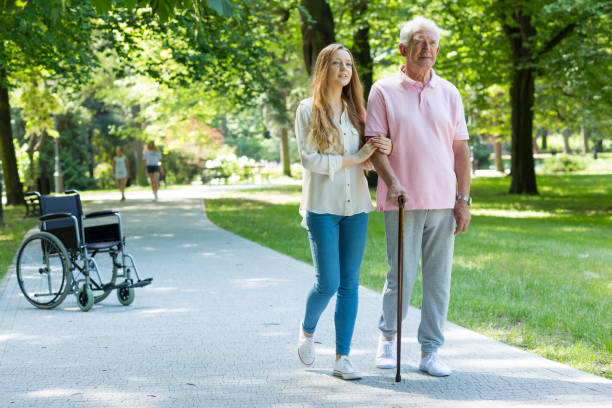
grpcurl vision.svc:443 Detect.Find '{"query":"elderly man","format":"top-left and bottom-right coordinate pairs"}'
top-left (366, 16), bottom-right (471, 377)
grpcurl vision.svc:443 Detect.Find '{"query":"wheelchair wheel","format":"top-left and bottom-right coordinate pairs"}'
top-left (76, 285), bottom-right (94, 312)
top-left (117, 286), bottom-right (134, 306)
top-left (16, 232), bottom-right (71, 309)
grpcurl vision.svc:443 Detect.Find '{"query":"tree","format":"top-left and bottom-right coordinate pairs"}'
top-left (299, 0), bottom-right (335, 75)
top-left (428, 0), bottom-right (611, 194)
top-left (349, 0), bottom-right (373, 101)
top-left (0, 0), bottom-right (124, 203)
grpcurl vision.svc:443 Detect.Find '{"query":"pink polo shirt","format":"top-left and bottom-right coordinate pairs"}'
top-left (365, 68), bottom-right (469, 211)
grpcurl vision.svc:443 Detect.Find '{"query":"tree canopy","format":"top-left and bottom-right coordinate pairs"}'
top-left (2, 0), bottom-right (610, 209)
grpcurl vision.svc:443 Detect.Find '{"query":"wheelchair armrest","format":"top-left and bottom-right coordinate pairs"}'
top-left (39, 212), bottom-right (76, 222)
top-left (85, 210), bottom-right (119, 219)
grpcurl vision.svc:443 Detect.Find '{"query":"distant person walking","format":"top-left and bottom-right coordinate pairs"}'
top-left (113, 146), bottom-right (129, 202)
top-left (366, 16), bottom-right (471, 377)
top-left (143, 141), bottom-right (164, 200)
top-left (294, 43), bottom-right (392, 380)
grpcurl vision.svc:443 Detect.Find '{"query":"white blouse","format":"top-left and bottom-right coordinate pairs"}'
top-left (295, 98), bottom-right (374, 221)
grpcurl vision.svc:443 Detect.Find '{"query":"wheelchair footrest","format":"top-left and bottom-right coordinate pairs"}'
top-left (105, 278), bottom-right (153, 290)
top-left (130, 278), bottom-right (153, 288)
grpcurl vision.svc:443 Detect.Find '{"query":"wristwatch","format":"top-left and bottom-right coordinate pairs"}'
top-left (456, 194), bottom-right (472, 206)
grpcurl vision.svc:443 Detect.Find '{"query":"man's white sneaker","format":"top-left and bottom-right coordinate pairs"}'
top-left (375, 338), bottom-right (396, 369)
top-left (419, 352), bottom-right (452, 376)
top-left (333, 356), bottom-right (362, 380)
top-left (297, 325), bottom-right (315, 367)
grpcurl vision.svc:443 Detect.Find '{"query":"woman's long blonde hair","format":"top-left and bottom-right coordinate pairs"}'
top-left (308, 44), bottom-right (366, 154)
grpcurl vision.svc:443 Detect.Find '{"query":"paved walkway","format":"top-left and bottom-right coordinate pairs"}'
top-left (1, 186), bottom-right (611, 407)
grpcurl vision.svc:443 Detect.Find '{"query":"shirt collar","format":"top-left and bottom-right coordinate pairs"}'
top-left (399, 66), bottom-right (438, 89)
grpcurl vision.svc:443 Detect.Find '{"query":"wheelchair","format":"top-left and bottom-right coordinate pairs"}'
top-left (15, 190), bottom-right (152, 311)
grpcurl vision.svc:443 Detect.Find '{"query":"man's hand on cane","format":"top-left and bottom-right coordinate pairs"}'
top-left (387, 182), bottom-right (407, 206)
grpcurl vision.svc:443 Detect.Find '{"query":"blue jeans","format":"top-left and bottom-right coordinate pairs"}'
top-left (302, 211), bottom-right (369, 356)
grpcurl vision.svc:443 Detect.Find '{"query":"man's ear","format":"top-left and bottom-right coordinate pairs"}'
top-left (399, 43), bottom-right (406, 57)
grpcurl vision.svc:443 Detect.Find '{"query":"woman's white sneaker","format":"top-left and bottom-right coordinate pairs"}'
top-left (333, 356), bottom-right (362, 380)
top-left (297, 325), bottom-right (315, 366)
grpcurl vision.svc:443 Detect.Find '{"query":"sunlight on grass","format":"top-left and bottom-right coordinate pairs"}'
top-left (470, 209), bottom-right (554, 218)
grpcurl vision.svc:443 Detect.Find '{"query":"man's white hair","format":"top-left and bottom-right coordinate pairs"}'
top-left (399, 16), bottom-right (441, 45)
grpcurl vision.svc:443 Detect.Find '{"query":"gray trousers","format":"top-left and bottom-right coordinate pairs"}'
top-left (378, 209), bottom-right (455, 353)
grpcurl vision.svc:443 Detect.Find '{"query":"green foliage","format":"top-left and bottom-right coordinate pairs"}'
top-left (472, 143), bottom-right (492, 169)
top-left (38, 111), bottom-right (98, 191)
top-left (163, 150), bottom-right (200, 184)
top-left (0, 205), bottom-right (37, 282)
top-left (541, 155), bottom-right (587, 173)
top-left (93, 162), bottom-right (114, 189)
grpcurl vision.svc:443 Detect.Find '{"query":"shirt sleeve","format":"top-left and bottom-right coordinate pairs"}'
top-left (453, 92), bottom-right (469, 141)
top-left (294, 102), bottom-right (342, 181)
top-left (365, 85), bottom-right (389, 137)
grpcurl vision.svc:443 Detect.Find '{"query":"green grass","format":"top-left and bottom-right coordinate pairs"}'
top-left (0, 206), bottom-right (37, 282)
top-left (205, 174), bottom-right (612, 379)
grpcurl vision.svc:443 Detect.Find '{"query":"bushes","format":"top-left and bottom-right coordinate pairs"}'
top-left (163, 150), bottom-right (200, 185)
top-left (203, 154), bottom-right (283, 184)
top-left (472, 144), bottom-right (492, 169)
top-left (542, 155), bottom-right (587, 173)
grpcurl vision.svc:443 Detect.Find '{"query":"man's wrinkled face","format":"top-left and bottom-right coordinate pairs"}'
top-left (401, 28), bottom-right (439, 70)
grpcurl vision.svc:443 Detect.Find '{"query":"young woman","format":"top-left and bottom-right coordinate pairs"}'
top-left (143, 141), bottom-right (164, 200)
top-left (294, 43), bottom-right (391, 380)
top-left (112, 146), bottom-right (129, 201)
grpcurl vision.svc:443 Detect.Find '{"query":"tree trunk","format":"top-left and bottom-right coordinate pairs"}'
top-left (562, 129), bottom-right (572, 154)
top-left (133, 138), bottom-right (145, 186)
top-left (581, 120), bottom-right (588, 154)
top-left (508, 66), bottom-right (538, 194)
top-left (505, 11), bottom-right (538, 195)
top-left (0, 70), bottom-right (23, 204)
top-left (131, 105), bottom-right (147, 186)
top-left (299, 0), bottom-right (335, 76)
top-left (26, 149), bottom-right (36, 190)
top-left (280, 126), bottom-right (291, 177)
top-left (494, 141), bottom-right (504, 172)
top-left (219, 115), bottom-right (228, 137)
top-left (351, 0), bottom-right (372, 102)
top-left (0, 180), bottom-right (3, 225)
top-left (541, 129), bottom-right (547, 150)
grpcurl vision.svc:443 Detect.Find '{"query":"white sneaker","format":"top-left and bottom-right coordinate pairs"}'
top-left (419, 352), bottom-right (452, 376)
top-left (375, 337), bottom-right (396, 369)
top-left (333, 356), bottom-right (362, 380)
top-left (297, 325), bottom-right (315, 367)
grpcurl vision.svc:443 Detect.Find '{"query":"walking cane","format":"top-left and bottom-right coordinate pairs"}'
top-left (395, 195), bottom-right (405, 382)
